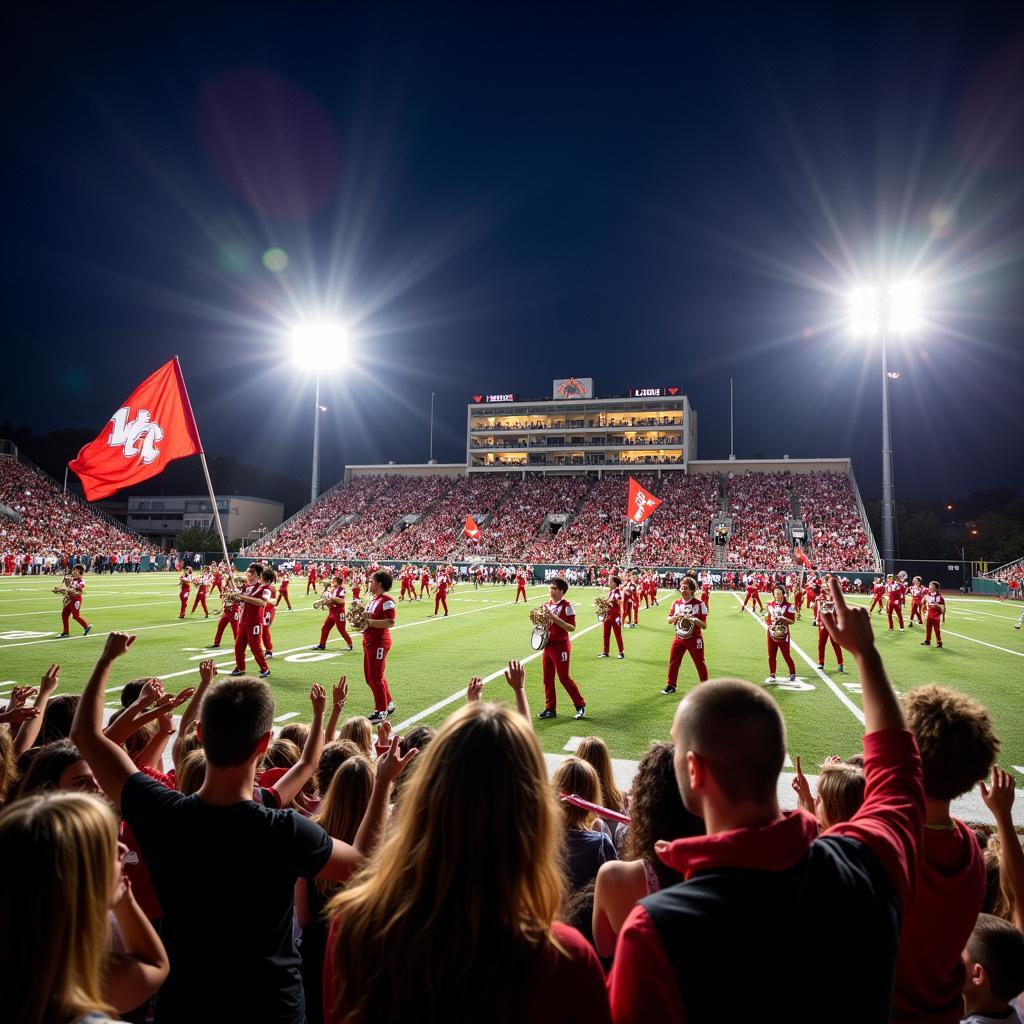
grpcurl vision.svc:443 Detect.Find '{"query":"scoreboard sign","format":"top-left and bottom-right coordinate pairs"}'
top-left (628, 386), bottom-right (681, 398)
top-left (552, 377), bottom-right (594, 399)
top-left (472, 393), bottom-right (517, 403)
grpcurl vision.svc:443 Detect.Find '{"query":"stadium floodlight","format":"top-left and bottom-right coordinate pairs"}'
top-left (290, 321), bottom-right (349, 503)
top-left (844, 280), bottom-right (924, 574)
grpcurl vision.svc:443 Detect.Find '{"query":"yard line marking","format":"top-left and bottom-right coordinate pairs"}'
top-left (274, 712), bottom-right (299, 722)
top-left (732, 594), bottom-right (865, 725)
top-left (938, 630), bottom-right (1024, 658)
top-left (392, 620), bottom-right (604, 732)
top-left (0, 601), bottom-right (174, 619)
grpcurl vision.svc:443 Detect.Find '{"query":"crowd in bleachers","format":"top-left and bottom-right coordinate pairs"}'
top-left (796, 471), bottom-right (876, 571)
top-left (3, 578), bottom-right (1023, 1024)
top-left (725, 471), bottom-right (796, 570)
top-left (0, 455), bottom-right (152, 570)
top-left (626, 473), bottom-right (719, 567)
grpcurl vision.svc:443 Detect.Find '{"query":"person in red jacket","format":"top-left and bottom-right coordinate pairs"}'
top-left (740, 576), bottom-right (763, 613)
top-left (177, 567), bottom-right (192, 619)
top-left (432, 572), bottom-right (449, 617)
top-left (599, 575), bottom-right (625, 660)
top-left (922, 581), bottom-right (946, 648)
top-left (892, 685), bottom-right (997, 1023)
top-left (885, 574), bottom-right (906, 632)
top-left (276, 568), bottom-right (292, 610)
top-left (607, 575), bottom-right (924, 1024)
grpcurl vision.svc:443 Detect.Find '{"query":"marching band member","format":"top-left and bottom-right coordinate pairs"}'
top-left (514, 567), bottom-right (528, 604)
top-left (812, 578), bottom-right (845, 673)
top-left (306, 562), bottom-right (318, 595)
top-left (908, 575), bottom-right (925, 627)
top-left (230, 565), bottom-right (274, 679)
top-left (700, 575), bottom-right (712, 610)
top-left (598, 575), bottom-right (625, 659)
top-left (419, 565), bottom-right (431, 599)
top-left (921, 581), bottom-right (946, 648)
top-left (740, 574), bottom-right (763, 613)
top-left (262, 597), bottom-right (276, 657)
top-left (56, 564), bottom-right (91, 638)
top-left (535, 578), bottom-right (586, 721)
top-left (352, 572), bottom-right (363, 602)
top-left (662, 577), bottom-right (709, 694)
top-left (211, 563), bottom-right (223, 596)
top-left (793, 573), bottom-right (805, 619)
top-left (884, 574), bottom-right (906, 632)
top-left (276, 566), bottom-right (293, 609)
top-left (868, 576), bottom-right (885, 615)
top-left (190, 568), bottom-right (211, 618)
top-left (432, 571), bottom-right (450, 617)
top-left (210, 585), bottom-right (241, 648)
top-left (623, 575), bottom-right (639, 628)
top-left (178, 567), bottom-right (192, 619)
top-left (313, 573), bottom-right (354, 652)
top-left (764, 585), bottom-right (797, 682)
top-left (363, 570), bottom-right (397, 724)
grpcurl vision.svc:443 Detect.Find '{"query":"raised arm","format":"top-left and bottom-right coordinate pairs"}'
top-left (172, 659), bottom-right (217, 768)
top-left (503, 660), bottom-right (531, 721)
top-left (325, 677), bottom-right (347, 742)
top-left (271, 685), bottom-right (326, 808)
top-left (70, 633), bottom-right (142, 808)
top-left (13, 665), bottom-right (60, 755)
top-left (981, 766), bottom-right (1024, 934)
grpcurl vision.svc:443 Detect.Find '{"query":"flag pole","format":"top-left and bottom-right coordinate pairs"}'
top-left (174, 357), bottom-right (232, 569)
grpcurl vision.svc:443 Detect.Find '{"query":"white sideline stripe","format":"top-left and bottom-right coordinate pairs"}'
top-left (0, 601), bottom-right (172, 619)
top-left (392, 619), bottom-right (604, 732)
top-left (154, 599), bottom-right (510, 681)
top-left (732, 594), bottom-right (865, 725)
top-left (939, 630), bottom-right (1024, 658)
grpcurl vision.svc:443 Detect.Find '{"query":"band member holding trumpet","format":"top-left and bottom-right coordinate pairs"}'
top-left (191, 568), bottom-right (211, 618)
top-left (56, 564), bottom-right (91, 637)
top-left (363, 570), bottom-right (397, 724)
top-left (764, 585), bottom-right (797, 682)
top-left (537, 578), bottom-right (586, 721)
top-left (598, 575), bottom-right (625, 659)
top-left (178, 567), bottom-right (192, 619)
top-left (662, 577), bottom-right (708, 694)
top-left (812, 577), bottom-right (845, 673)
top-left (312, 573), bottom-right (354, 652)
top-left (210, 581), bottom-right (243, 648)
top-left (229, 564), bottom-right (274, 679)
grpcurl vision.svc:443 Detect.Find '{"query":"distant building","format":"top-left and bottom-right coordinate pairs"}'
top-left (125, 494), bottom-right (284, 548)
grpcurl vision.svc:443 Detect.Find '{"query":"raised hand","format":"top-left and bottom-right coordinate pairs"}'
top-left (309, 684), bottom-right (327, 717)
top-left (332, 677), bottom-right (348, 707)
top-left (102, 632), bottom-right (136, 661)
top-left (7, 686), bottom-right (38, 711)
top-left (791, 755), bottom-right (815, 815)
top-left (0, 705), bottom-right (41, 726)
top-left (376, 734), bottom-right (417, 784)
top-left (466, 677), bottom-right (485, 702)
top-left (376, 719), bottom-right (393, 753)
top-left (503, 660), bottom-right (526, 692)
top-left (198, 659), bottom-right (218, 687)
top-left (137, 679), bottom-right (165, 708)
top-left (980, 765), bottom-right (1016, 821)
top-left (166, 687), bottom-right (196, 711)
top-left (39, 664), bottom-right (60, 695)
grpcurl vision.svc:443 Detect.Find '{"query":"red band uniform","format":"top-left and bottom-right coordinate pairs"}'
top-left (234, 579), bottom-right (274, 674)
top-left (813, 594), bottom-right (844, 670)
top-left (213, 593), bottom-right (240, 646)
top-left (885, 580), bottom-right (906, 630)
top-left (542, 598), bottom-right (585, 714)
top-left (363, 593), bottom-right (396, 713)
top-left (665, 595), bottom-right (709, 689)
top-left (60, 576), bottom-right (90, 634)
top-left (434, 575), bottom-right (449, 616)
top-left (764, 599), bottom-right (797, 677)
top-left (319, 586), bottom-right (353, 649)
top-left (924, 591), bottom-right (945, 646)
top-left (602, 584), bottom-right (625, 656)
top-left (178, 574), bottom-right (191, 618)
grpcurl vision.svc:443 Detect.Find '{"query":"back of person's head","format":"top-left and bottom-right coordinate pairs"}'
top-left (552, 756), bottom-right (601, 830)
top-left (575, 736), bottom-right (623, 812)
top-left (338, 716), bottom-right (373, 757)
top-left (176, 749), bottom-right (207, 796)
top-left (316, 756), bottom-right (373, 846)
top-left (372, 569), bottom-right (392, 591)
top-left (120, 679), bottom-right (148, 707)
top-left (199, 678), bottom-right (274, 768)
top-left (18, 739), bottom-right (97, 797)
top-left (261, 566), bottom-right (276, 583)
top-left (964, 913), bottom-right (1024, 1006)
top-left (36, 693), bottom-right (80, 746)
top-left (623, 742), bottom-right (704, 888)
top-left (279, 722), bottom-right (310, 749)
top-left (903, 685), bottom-right (999, 800)
top-left (261, 737), bottom-right (300, 773)
top-left (816, 762), bottom-right (865, 829)
top-left (176, 723), bottom-right (203, 761)
top-left (675, 679), bottom-right (786, 812)
top-left (315, 740), bottom-right (363, 795)
top-left (391, 726), bottom-right (436, 806)
top-left (106, 707), bottom-right (160, 757)
top-left (326, 701), bottom-right (563, 1024)
top-left (0, 792), bottom-right (118, 1023)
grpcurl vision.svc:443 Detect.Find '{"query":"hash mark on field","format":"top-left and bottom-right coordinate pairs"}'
top-left (274, 712), bottom-right (299, 722)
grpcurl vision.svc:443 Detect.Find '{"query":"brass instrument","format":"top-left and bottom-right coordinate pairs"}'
top-left (593, 596), bottom-right (610, 622)
top-left (529, 605), bottom-right (554, 628)
top-left (818, 598), bottom-right (835, 617)
top-left (347, 599), bottom-right (369, 632)
top-left (673, 614), bottom-right (696, 639)
top-left (769, 621), bottom-right (789, 642)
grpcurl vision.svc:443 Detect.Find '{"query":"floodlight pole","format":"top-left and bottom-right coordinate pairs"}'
top-left (311, 374), bottom-right (321, 505)
top-left (880, 325), bottom-right (895, 573)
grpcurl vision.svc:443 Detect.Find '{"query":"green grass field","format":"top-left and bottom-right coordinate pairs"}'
top-left (2, 573), bottom-right (1022, 819)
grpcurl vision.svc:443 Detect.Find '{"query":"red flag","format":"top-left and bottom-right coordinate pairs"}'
top-left (463, 514), bottom-right (481, 540)
top-left (794, 547), bottom-right (812, 568)
top-left (627, 477), bottom-right (662, 524)
top-left (68, 358), bottom-right (203, 501)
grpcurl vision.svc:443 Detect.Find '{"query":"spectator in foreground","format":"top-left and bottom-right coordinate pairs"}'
top-left (552, 756), bottom-right (618, 892)
top-left (324, 699), bottom-right (611, 1024)
top-left (70, 632), bottom-right (415, 1024)
top-left (893, 685), bottom-right (998, 1023)
top-left (960, 914), bottom-right (1024, 1024)
top-left (0, 791), bottom-right (169, 1024)
top-left (607, 574), bottom-right (924, 1024)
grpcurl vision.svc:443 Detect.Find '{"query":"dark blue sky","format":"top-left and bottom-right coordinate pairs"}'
top-left (5, 2), bottom-right (1023, 499)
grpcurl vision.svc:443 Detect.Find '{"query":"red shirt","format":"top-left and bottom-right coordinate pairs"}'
top-left (909, 584), bottom-right (925, 602)
top-left (668, 598), bottom-right (707, 639)
top-left (765, 600), bottom-right (794, 637)
top-left (437, 578), bottom-right (448, 596)
top-left (179, 574), bottom-right (191, 594)
top-left (363, 593), bottom-right (396, 646)
top-left (607, 585), bottom-right (623, 610)
top-left (925, 592), bottom-right (945, 618)
top-left (546, 598), bottom-right (576, 644)
top-left (327, 586), bottom-right (346, 617)
top-left (66, 577), bottom-right (86, 605)
top-left (239, 581), bottom-right (274, 627)
top-left (886, 582), bottom-right (905, 603)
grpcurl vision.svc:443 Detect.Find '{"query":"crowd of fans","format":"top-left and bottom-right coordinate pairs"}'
top-left (3, 578), bottom-right (1023, 1024)
top-left (0, 455), bottom-right (153, 571)
top-left (381, 475), bottom-right (518, 561)
top-left (795, 472), bottom-right (876, 570)
top-left (626, 474), bottom-right (719, 567)
top-left (725, 471), bottom-right (797, 570)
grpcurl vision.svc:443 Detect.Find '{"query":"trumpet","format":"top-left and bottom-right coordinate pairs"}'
top-left (593, 596), bottom-right (610, 622)
top-left (313, 593), bottom-right (333, 611)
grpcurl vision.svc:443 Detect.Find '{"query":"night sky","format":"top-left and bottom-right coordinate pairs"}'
top-left (5, 3), bottom-right (1023, 500)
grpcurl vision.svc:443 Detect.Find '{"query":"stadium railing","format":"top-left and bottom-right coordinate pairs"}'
top-left (978, 554), bottom-right (1024, 580)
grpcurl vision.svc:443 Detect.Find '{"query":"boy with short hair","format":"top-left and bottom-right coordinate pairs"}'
top-left (961, 913), bottom-right (1024, 1024)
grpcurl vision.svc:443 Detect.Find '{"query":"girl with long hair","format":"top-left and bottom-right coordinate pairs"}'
top-left (324, 702), bottom-right (610, 1024)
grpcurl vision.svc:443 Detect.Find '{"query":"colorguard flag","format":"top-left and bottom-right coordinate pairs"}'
top-left (627, 477), bottom-right (662, 524)
top-left (68, 358), bottom-right (203, 501)
top-left (463, 514), bottom-right (482, 540)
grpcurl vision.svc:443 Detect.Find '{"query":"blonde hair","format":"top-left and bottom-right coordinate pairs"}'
top-left (314, 757), bottom-right (373, 896)
top-left (816, 763), bottom-right (865, 828)
top-left (575, 736), bottom-right (623, 812)
top-left (176, 748), bottom-right (207, 796)
top-left (326, 702), bottom-right (565, 1024)
top-left (261, 737), bottom-right (300, 773)
top-left (338, 717), bottom-right (373, 757)
top-left (0, 728), bottom-right (15, 806)
top-left (551, 756), bottom-right (601, 830)
top-left (0, 792), bottom-right (118, 1023)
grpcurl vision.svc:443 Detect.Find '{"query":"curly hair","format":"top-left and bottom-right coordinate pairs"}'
top-left (622, 742), bottom-right (703, 890)
top-left (903, 685), bottom-right (999, 800)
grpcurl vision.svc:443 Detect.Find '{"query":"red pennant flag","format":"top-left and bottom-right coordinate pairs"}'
top-left (68, 358), bottom-right (203, 501)
top-left (463, 514), bottom-right (481, 539)
top-left (627, 477), bottom-right (662, 524)
top-left (794, 547), bottom-right (812, 568)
